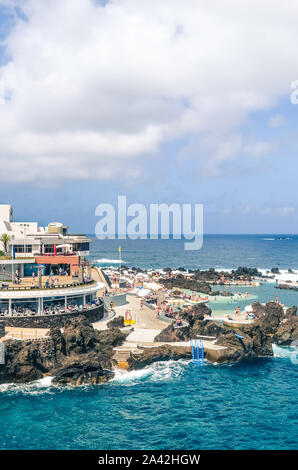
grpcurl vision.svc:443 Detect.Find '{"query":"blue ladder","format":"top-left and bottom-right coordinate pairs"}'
top-left (190, 339), bottom-right (204, 364)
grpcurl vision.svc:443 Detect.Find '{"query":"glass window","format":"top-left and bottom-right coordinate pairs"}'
top-left (11, 298), bottom-right (38, 315)
top-left (14, 245), bottom-right (32, 253)
top-left (0, 300), bottom-right (9, 314)
top-left (44, 244), bottom-right (55, 253)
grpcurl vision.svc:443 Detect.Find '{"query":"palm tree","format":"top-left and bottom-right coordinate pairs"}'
top-left (0, 234), bottom-right (11, 253)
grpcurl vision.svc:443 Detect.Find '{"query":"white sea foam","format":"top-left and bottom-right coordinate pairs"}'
top-left (94, 258), bottom-right (125, 264)
top-left (272, 344), bottom-right (298, 362)
top-left (262, 237), bottom-right (294, 241)
top-left (0, 376), bottom-right (54, 395)
top-left (36, 376), bottom-right (53, 386)
top-left (112, 359), bottom-right (190, 385)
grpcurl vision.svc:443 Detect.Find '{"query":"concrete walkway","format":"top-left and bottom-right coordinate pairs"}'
top-left (3, 327), bottom-right (48, 340)
top-left (126, 328), bottom-right (162, 343)
top-left (93, 294), bottom-right (169, 331)
top-left (92, 309), bottom-right (116, 330)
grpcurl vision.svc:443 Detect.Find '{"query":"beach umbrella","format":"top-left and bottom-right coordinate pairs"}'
top-left (137, 289), bottom-right (151, 297)
top-left (143, 282), bottom-right (163, 291)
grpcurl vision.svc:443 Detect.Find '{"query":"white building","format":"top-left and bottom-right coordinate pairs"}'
top-left (0, 204), bottom-right (91, 258)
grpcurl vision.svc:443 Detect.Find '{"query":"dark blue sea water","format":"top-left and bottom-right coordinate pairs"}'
top-left (89, 234), bottom-right (298, 270)
top-left (0, 235), bottom-right (297, 450)
top-left (0, 358), bottom-right (297, 450)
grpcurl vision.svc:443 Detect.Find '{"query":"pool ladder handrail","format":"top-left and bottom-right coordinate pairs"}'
top-left (190, 338), bottom-right (204, 363)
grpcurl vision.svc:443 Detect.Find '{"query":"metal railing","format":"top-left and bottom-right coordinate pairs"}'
top-left (0, 302), bottom-right (103, 318)
top-left (0, 279), bottom-right (95, 292)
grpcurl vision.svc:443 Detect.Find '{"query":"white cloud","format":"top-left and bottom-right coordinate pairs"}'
top-left (238, 205), bottom-right (296, 217)
top-left (244, 141), bottom-right (273, 158)
top-left (180, 133), bottom-right (272, 177)
top-left (0, 0), bottom-right (297, 182)
top-left (259, 206), bottom-right (296, 216)
top-left (268, 114), bottom-right (287, 128)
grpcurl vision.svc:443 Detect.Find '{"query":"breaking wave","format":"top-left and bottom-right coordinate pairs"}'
top-left (272, 344), bottom-right (298, 362)
top-left (112, 359), bottom-right (191, 386)
top-left (0, 376), bottom-right (54, 395)
top-left (94, 258), bottom-right (125, 264)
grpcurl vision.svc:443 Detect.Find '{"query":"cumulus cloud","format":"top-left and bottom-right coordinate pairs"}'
top-left (0, 0), bottom-right (297, 182)
top-left (179, 133), bottom-right (272, 178)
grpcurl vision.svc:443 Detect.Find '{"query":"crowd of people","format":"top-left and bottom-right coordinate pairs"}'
top-left (6, 267), bottom-right (91, 290)
top-left (0, 298), bottom-right (101, 317)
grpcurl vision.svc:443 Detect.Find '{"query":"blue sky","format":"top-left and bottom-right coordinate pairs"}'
top-left (0, 1), bottom-right (298, 234)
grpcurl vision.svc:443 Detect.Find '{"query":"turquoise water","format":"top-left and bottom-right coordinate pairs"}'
top-left (208, 283), bottom-right (298, 316)
top-left (0, 358), bottom-right (297, 450)
top-left (0, 235), bottom-right (298, 450)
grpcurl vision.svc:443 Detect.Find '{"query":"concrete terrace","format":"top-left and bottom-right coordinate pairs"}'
top-left (93, 293), bottom-right (169, 331)
top-left (92, 293), bottom-right (228, 368)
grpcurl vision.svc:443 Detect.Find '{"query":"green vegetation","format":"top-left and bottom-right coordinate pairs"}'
top-left (0, 233), bottom-right (11, 253)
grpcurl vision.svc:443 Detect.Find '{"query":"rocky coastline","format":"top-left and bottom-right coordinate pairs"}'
top-left (158, 267), bottom-right (263, 295)
top-left (276, 283), bottom-right (298, 292)
top-left (1, 262), bottom-right (298, 386)
top-left (1, 301), bottom-right (297, 385)
top-left (0, 317), bottom-right (128, 386)
top-left (128, 302), bottom-right (298, 368)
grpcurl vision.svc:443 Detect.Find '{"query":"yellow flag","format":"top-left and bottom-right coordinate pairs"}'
top-left (118, 246), bottom-right (121, 252)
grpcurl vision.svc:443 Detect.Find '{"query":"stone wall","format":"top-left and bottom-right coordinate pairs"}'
top-left (0, 321), bottom-right (5, 338)
top-left (102, 293), bottom-right (127, 308)
top-left (1, 304), bottom-right (104, 328)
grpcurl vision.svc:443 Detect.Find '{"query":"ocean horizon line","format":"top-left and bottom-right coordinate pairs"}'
top-left (85, 233), bottom-right (298, 237)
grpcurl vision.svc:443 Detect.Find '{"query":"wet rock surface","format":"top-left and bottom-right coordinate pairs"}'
top-left (52, 361), bottom-right (114, 386)
top-left (276, 283), bottom-right (298, 291)
top-left (128, 344), bottom-right (192, 370)
top-left (0, 317), bottom-right (128, 385)
top-left (273, 316), bottom-right (298, 345)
